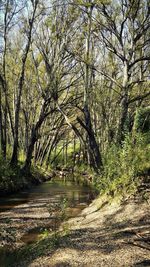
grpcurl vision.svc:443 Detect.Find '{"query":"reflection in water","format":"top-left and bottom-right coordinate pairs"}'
top-left (0, 178), bottom-right (97, 244)
top-left (0, 179), bottom-right (96, 213)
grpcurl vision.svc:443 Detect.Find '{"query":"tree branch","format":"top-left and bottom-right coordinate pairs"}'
top-left (129, 57), bottom-right (150, 69)
top-left (129, 91), bottom-right (150, 104)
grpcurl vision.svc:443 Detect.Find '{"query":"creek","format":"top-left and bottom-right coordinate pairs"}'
top-left (0, 177), bottom-right (97, 245)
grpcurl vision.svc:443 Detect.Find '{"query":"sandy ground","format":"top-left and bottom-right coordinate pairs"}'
top-left (0, 190), bottom-right (149, 267)
top-left (27, 194), bottom-right (150, 267)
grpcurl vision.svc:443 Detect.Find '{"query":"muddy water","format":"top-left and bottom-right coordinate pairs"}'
top-left (0, 178), bottom-right (97, 244)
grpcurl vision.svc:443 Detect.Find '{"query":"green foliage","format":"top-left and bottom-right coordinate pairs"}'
top-left (59, 197), bottom-right (69, 221)
top-left (0, 159), bottom-right (24, 194)
top-left (1, 225), bottom-right (71, 267)
top-left (0, 159), bottom-right (47, 195)
top-left (95, 133), bottom-right (150, 197)
top-left (134, 106), bottom-right (150, 134)
top-left (0, 236), bottom-right (54, 267)
top-left (41, 196), bottom-right (69, 247)
top-left (50, 141), bottom-right (81, 169)
top-left (0, 195), bottom-right (70, 266)
top-left (48, 197), bottom-right (69, 223)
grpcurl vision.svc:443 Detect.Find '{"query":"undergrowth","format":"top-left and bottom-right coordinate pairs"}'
top-left (0, 159), bottom-right (47, 196)
top-left (0, 159), bottom-right (26, 195)
top-left (94, 133), bottom-right (150, 198)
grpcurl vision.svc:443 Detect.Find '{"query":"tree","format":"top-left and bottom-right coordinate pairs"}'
top-left (95, 0), bottom-right (150, 143)
top-left (11, 0), bottom-right (39, 165)
top-left (0, 0), bottom-right (149, 175)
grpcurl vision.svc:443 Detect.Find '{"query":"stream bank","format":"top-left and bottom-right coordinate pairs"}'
top-left (12, 191), bottom-right (150, 267)
top-left (0, 174), bottom-right (149, 267)
top-left (0, 164), bottom-right (55, 197)
top-left (0, 177), bottom-right (97, 266)
top-left (1, 186), bottom-right (150, 267)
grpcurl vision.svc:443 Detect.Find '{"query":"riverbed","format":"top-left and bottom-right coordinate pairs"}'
top-left (0, 178), bottom-right (96, 246)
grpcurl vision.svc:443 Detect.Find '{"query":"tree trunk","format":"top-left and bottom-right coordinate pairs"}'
top-left (22, 99), bottom-right (50, 173)
top-left (77, 108), bottom-right (103, 171)
top-left (22, 126), bottom-right (38, 174)
top-left (82, 1), bottom-right (102, 171)
top-left (39, 136), bottom-right (51, 166)
top-left (0, 88), bottom-right (5, 157)
top-left (117, 62), bottom-right (129, 144)
top-left (117, 93), bottom-right (128, 144)
top-left (11, 1), bottom-right (38, 166)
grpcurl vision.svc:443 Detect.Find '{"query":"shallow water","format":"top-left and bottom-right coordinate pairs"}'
top-left (0, 178), bottom-right (97, 244)
top-left (0, 178), bottom-right (96, 211)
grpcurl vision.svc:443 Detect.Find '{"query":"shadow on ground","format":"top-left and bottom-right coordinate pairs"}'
top-left (1, 206), bottom-right (149, 267)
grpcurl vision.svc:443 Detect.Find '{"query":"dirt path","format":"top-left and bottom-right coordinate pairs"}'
top-left (27, 194), bottom-right (150, 267)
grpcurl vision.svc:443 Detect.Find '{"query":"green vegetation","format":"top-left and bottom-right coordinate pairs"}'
top-left (0, 158), bottom-right (49, 195)
top-left (0, 235), bottom-right (56, 267)
top-left (0, 3), bottom-right (150, 265)
top-left (0, 159), bottom-right (25, 195)
top-left (0, 0), bottom-right (149, 192)
top-left (133, 107), bottom-right (150, 135)
top-left (95, 133), bottom-right (150, 197)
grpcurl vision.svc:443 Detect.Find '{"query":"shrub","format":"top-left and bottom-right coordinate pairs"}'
top-left (133, 106), bottom-right (150, 135)
top-left (95, 133), bottom-right (150, 197)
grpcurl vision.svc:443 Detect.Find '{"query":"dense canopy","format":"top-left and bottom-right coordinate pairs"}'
top-left (0, 0), bottom-right (149, 177)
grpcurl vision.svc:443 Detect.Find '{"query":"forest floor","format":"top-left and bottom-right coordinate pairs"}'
top-left (1, 186), bottom-right (149, 266)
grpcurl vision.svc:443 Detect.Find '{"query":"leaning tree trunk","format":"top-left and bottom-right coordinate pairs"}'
top-left (84, 105), bottom-right (102, 170)
top-left (77, 109), bottom-right (102, 172)
top-left (22, 112), bottom-right (46, 173)
top-left (82, 1), bottom-right (102, 171)
top-left (21, 100), bottom-right (49, 174)
top-left (11, 1), bottom-right (38, 166)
